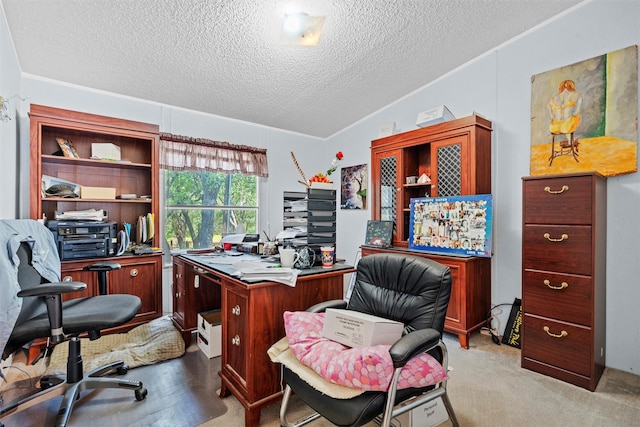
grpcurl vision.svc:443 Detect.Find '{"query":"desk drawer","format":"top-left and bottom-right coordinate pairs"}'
top-left (523, 314), bottom-right (591, 377)
top-left (523, 225), bottom-right (592, 275)
top-left (523, 270), bottom-right (592, 326)
top-left (523, 176), bottom-right (594, 225)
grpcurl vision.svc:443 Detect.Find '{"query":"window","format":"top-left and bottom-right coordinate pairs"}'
top-left (164, 170), bottom-right (258, 250)
top-left (159, 132), bottom-right (268, 252)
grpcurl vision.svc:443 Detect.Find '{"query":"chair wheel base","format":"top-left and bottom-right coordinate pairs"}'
top-left (135, 387), bottom-right (148, 401)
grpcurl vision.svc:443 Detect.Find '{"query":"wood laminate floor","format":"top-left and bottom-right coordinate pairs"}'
top-left (1, 340), bottom-right (226, 427)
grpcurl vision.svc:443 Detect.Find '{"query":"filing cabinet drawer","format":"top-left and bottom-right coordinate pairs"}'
top-left (523, 175), bottom-right (593, 225)
top-left (523, 224), bottom-right (592, 275)
top-left (523, 270), bottom-right (592, 326)
top-left (523, 314), bottom-right (592, 377)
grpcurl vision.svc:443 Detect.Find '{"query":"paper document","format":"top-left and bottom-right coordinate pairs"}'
top-left (230, 260), bottom-right (299, 287)
top-left (54, 208), bottom-right (107, 221)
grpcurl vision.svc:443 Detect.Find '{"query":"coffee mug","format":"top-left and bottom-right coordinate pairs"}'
top-left (320, 246), bottom-right (335, 268)
top-left (279, 247), bottom-right (300, 268)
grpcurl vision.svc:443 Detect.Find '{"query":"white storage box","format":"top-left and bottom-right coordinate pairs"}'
top-left (416, 105), bottom-right (454, 128)
top-left (91, 143), bottom-right (121, 161)
top-left (322, 308), bottom-right (403, 348)
top-left (197, 309), bottom-right (222, 358)
top-left (394, 397), bottom-right (449, 427)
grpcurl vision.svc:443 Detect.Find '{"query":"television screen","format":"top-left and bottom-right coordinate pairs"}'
top-left (408, 194), bottom-right (492, 257)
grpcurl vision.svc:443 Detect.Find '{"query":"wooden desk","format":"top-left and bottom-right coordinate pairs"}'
top-left (175, 254), bottom-right (355, 427)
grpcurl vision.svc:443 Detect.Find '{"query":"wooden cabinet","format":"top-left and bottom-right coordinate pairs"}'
top-left (29, 104), bottom-right (162, 331)
top-left (361, 246), bottom-right (490, 349)
top-left (521, 172), bottom-right (607, 391)
top-left (171, 256), bottom-right (222, 343)
top-left (368, 115), bottom-right (492, 349)
top-left (371, 115), bottom-right (492, 247)
top-left (30, 104), bottom-right (160, 238)
top-left (56, 254), bottom-right (163, 331)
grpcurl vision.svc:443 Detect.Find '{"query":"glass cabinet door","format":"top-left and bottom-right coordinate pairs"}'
top-left (431, 136), bottom-right (466, 196)
top-left (373, 149), bottom-right (402, 245)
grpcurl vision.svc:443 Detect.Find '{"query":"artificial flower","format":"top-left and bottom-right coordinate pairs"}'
top-left (291, 151), bottom-right (344, 186)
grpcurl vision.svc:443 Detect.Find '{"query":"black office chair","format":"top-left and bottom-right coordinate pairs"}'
top-left (278, 253), bottom-right (459, 427)
top-left (0, 239), bottom-right (147, 427)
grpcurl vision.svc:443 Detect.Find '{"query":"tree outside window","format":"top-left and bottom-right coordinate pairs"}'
top-left (164, 170), bottom-right (258, 250)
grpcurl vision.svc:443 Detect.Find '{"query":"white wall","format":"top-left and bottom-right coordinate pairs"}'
top-left (0, 3), bottom-right (22, 219)
top-left (329, 0), bottom-right (640, 375)
top-left (2, 0), bottom-right (638, 374)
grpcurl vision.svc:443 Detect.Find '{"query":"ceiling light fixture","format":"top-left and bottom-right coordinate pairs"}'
top-left (280, 13), bottom-right (326, 46)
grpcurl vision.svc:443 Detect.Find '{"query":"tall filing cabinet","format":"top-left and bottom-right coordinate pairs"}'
top-left (521, 172), bottom-right (606, 391)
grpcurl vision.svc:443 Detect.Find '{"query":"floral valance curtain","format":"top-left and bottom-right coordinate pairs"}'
top-left (159, 133), bottom-right (269, 177)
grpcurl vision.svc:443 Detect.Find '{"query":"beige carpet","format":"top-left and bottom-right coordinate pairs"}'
top-left (204, 333), bottom-right (640, 427)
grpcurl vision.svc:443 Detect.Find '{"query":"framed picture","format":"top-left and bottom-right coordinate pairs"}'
top-left (530, 45), bottom-right (638, 176)
top-left (56, 137), bottom-right (80, 158)
top-left (409, 194), bottom-right (493, 258)
top-left (364, 220), bottom-right (393, 248)
top-left (340, 163), bottom-right (367, 209)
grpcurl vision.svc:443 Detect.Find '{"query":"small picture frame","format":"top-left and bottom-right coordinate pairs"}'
top-left (56, 137), bottom-right (80, 158)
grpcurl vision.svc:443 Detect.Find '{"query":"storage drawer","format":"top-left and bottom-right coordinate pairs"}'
top-left (523, 175), bottom-right (594, 225)
top-left (308, 199), bottom-right (336, 210)
top-left (522, 224), bottom-right (592, 275)
top-left (308, 211), bottom-right (337, 222)
top-left (307, 188), bottom-right (336, 200)
top-left (523, 270), bottom-right (592, 326)
top-left (523, 314), bottom-right (592, 377)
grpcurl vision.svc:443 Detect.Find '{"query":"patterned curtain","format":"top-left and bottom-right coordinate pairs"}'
top-left (159, 133), bottom-right (269, 177)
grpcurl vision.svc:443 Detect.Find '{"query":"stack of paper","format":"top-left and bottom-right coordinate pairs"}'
top-left (230, 260), bottom-right (299, 287)
top-left (54, 208), bottom-right (107, 221)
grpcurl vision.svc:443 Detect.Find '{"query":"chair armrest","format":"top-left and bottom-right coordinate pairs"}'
top-left (389, 328), bottom-right (441, 368)
top-left (17, 281), bottom-right (87, 298)
top-left (306, 299), bottom-right (347, 313)
top-left (16, 281), bottom-right (88, 344)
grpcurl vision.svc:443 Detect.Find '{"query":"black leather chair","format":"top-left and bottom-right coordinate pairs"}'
top-left (279, 253), bottom-right (459, 427)
top-left (0, 237), bottom-right (147, 426)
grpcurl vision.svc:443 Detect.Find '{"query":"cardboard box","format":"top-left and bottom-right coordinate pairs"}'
top-left (197, 309), bottom-right (222, 358)
top-left (91, 143), bottom-right (121, 161)
top-left (394, 397), bottom-right (449, 427)
top-left (80, 186), bottom-right (116, 199)
top-left (322, 308), bottom-right (403, 348)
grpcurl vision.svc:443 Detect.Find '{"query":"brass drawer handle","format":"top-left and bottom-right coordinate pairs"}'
top-left (544, 185), bottom-right (569, 194)
top-left (544, 233), bottom-right (568, 242)
top-left (130, 268), bottom-right (138, 277)
top-left (62, 275), bottom-right (73, 282)
top-left (231, 305), bottom-right (241, 316)
top-left (543, 279), bottom-right (568, 290)
top-left (543, 326), bottom-right (568, 338)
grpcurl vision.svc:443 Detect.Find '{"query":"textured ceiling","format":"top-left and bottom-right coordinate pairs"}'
top-left (2, 0), bottom-right (582, 138)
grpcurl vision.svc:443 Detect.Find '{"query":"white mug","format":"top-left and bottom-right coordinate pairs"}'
top-left (279, 247), bottom-right (300, 268)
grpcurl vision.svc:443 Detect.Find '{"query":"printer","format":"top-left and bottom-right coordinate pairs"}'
top-left (47, 220), bottom-right (117, 260)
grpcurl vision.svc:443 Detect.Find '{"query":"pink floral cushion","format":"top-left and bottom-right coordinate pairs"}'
top-left (283, 311), bottom-right (448, 391)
